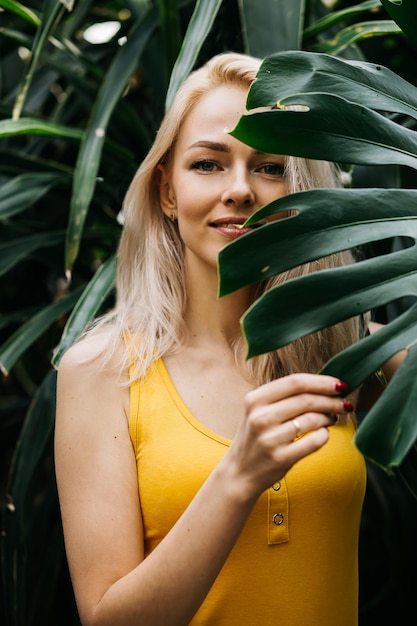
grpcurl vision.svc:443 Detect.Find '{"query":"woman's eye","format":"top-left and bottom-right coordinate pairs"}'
top-left (191, 160), bottom-right (218, 172)
top-left (259, 163), bottom-right (285, 176)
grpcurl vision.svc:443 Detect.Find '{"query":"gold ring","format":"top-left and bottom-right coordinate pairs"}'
top-left (292, 417), bottom-right (302, 439)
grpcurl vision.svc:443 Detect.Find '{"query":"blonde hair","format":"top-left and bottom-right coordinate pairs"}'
top-left (82, 52), bottom-right (360, 385)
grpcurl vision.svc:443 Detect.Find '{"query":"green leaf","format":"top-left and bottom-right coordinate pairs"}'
top-left (320, 301), bottom-right (417, 392)
top-left (218, 187), bottom-right (417, 295)
top-left (246, 51), bottom-right (417, 122)
top-left (51, 255), bottom-right (116, 367)
top-left (0, 173), bottom-right (68, 219)
top-left (0, 0), bottom-right (40, 26)
top-left (0, 25), bottom-right (33, 46)
top-left (12, 0), bottom-right (66, 119)
top-left (240, 250), bottom-right (417, 359)
top-left (157, 0), bottom-right (182, 80)
top-left (355, 345), bottom-right (417, 470)
top-left (165, 0), bottom-right (223, 110)
top-left (0, 286), bottom-right (83, 375)
top-left (219, 52), bottom-right (417, 472)
top-left (218, 189), bottom-right (417, 365)
top-left (232, 93), bottom-right (417, 169)
top-left (311, 20), bottom-right (402, 56)
top-left (0, 117), bottom-right (83, 139)
top-left (303, 0), bottom-right (382, 40)
top-left (0, 232), bottom-right (65, 276)
top-left (380, 0), bottom-right (417, 45)
top-left (238, 0), bottom-right (306, 56)
top-left (321, 305), bottom-right (417, 470)
top-left (65, 6), bottom-right (159, 276)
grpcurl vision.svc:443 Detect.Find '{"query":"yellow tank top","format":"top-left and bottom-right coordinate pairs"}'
top-left (128, 358), bottom-right (367, 625)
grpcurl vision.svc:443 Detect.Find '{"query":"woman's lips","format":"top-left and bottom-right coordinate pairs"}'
top-left (210, 217), bottom-right (262, 239)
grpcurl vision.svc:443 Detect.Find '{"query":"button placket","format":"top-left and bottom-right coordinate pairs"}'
top-left (267, 478), bottom-right (289, 544)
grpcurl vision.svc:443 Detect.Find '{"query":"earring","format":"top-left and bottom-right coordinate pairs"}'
top-left (169, 212), bottom-right (176, 222)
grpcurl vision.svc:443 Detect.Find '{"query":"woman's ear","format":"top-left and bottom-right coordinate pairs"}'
top-left (157, 164), bottom-right (177, 220)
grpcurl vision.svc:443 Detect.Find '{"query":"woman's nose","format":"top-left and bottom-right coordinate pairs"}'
top-left (220, 169), bottom-right (255, 207)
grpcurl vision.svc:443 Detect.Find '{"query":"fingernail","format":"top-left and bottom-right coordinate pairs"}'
top-left (342, 400), bottom-right (355, 413)
top-left (335, 381), bottom-right (348, 393)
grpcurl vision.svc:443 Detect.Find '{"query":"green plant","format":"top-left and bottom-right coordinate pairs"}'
top-left (219, 0), bottom-right (417, 474)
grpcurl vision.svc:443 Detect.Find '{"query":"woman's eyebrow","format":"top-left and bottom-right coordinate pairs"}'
top-left (186, 140), bottom-right (230, 152)
top-left (185, 140), bottom-right (269, 157)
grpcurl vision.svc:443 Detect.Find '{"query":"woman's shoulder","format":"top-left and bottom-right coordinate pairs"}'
top-left (59, 332), bottom-right (105, 361)
top-left (58, 329), bottom-right (128, 386)
top-left (56, 330), bottom-right (130, 425)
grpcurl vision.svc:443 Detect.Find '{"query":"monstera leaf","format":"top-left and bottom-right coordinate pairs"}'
top-left (218, 49), bottom-right (417, 471)
top-left (380, 0), bottom-right (417, 45)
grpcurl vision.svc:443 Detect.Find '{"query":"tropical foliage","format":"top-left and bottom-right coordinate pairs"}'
top-left (221, 44), bottom-right (417, 471)
top-left (1, 1), bottom-right (416, 624)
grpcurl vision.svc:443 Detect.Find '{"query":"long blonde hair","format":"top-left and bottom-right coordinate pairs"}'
top-left (83, 52), bottom-right (360, 384)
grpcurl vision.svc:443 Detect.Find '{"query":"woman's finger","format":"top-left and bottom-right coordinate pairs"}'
top-left (246, 391), bottom-right (354, 431)
top-left (245, 373), bottom-right (348, 409)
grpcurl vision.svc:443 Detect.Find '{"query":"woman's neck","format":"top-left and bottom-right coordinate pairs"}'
top-left (183, 265), bottom-right (255, 350)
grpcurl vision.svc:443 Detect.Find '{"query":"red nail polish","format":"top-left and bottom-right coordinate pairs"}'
top-left (342, 400), bottom-right (355, 413)
top-left (335, 381), bottom-right (348, 393)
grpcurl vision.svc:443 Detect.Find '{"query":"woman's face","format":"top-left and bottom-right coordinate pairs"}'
top-left (159, 84), bottom-right (289, 276)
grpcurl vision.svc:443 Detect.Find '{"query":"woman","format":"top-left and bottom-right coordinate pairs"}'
top-left (55, 52), bottom-right (399, 626)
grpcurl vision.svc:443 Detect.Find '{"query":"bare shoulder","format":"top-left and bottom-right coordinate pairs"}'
top-left (56, 330), bottom-right (130, 428)
top-left (58, 329), bottom-right (128, 384)
top-left (58, 329), bottom-right (123, 371)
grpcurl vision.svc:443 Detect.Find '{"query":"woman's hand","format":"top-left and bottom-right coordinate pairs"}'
top-left (226, 373), bottom-right (353, 501)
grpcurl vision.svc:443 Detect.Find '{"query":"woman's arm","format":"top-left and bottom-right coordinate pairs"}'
top-left (55, 340), bottom-right (351, 626)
